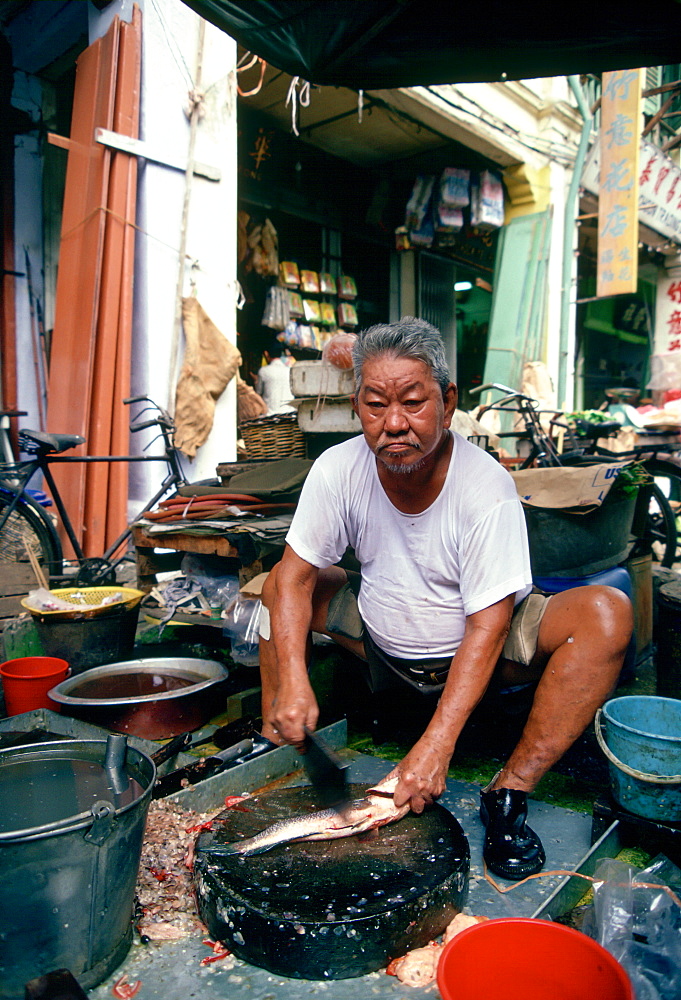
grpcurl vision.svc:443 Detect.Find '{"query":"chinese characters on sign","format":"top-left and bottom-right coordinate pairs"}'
top-left (655, 276), bottom-right (681, 354)
top-left (597, 69), bottom-right (642, 298)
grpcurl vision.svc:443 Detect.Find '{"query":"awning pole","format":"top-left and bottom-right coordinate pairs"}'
top-left (559, 76), bottom-right (593, 409)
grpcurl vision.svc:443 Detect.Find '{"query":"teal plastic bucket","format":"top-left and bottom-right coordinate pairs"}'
top-left (596, 696), bottom-right (681, 822)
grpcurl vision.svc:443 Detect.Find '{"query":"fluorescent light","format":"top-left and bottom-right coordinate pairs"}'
top-left (455, 281), bottom-right (472, 291)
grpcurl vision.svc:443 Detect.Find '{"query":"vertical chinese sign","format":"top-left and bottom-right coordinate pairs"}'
top-left (597, 69), bottom-right (643, 298)
top-left (655, 275), bottom-right (681, 353)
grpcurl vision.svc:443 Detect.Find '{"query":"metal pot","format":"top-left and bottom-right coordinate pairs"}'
top-left (0, 736), bottom-right (156, 996)
top-left (47, 657), bottom-right (230, 739)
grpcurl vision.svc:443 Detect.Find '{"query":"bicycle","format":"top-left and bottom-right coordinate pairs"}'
top-left (0, 396), bottom-right (189, 587)
top-left (470, 383), bottom-right (680, 568)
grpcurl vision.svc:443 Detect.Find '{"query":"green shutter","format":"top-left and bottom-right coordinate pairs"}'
top-left (482, 209), bottom-right (553, 399)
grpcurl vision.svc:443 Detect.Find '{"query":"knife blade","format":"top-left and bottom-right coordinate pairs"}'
top-left (152, 738), bottom-right (254, 799)
top-left (302, 727), bottom-right (350, 811)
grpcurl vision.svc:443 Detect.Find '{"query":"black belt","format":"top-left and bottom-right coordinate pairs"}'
top-left (363, 630), bottom-right (451, 693)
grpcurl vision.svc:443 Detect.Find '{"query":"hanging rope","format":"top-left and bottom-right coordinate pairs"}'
top-left (285, 76), bottom-right (310, 136)
top-left (236, 50), bottom-right (267, 97)
top-left (168, 19), bottom-right (206, 411)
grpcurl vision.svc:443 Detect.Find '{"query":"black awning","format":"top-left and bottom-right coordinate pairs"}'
top-left (182, 0), bottom-right (681, 88)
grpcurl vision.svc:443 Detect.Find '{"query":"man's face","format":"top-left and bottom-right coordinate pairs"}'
top-left (352, 354), bottom-right (457, 473)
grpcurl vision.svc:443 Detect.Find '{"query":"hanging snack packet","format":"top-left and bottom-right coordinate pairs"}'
top-left (337, 275), bottom-right (358, 300)
top-left (319, 272), bottom-right (336, 294)
top-left (440, 167), bottom-right (470, 207)
top-left (279, 261), bottom-right (301, 287)
top-left (300, 270), bottom-right (320, 294)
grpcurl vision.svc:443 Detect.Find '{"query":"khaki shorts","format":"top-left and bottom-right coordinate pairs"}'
top-left (326, 572), bottom-right (549, 693)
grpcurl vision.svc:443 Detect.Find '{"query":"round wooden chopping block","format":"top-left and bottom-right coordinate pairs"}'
top-left (193, 784), bottom-right (469, 980)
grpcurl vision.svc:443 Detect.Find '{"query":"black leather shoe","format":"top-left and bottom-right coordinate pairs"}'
top-left (479, 787), bottom-right (545, 880)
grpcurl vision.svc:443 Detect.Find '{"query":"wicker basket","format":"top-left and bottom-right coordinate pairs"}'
top-left (239, 413), bottom-right (306, 460)
top-left (21, 586), bottom-right (144, 620)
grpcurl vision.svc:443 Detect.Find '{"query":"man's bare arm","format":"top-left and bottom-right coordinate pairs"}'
top-left (267, 545), bottom-right (320, 744)
top-left (391, 594), bottom-right (516, 812)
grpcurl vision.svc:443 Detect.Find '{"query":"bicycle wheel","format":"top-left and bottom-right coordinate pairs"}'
top-left (0, 490), bottom-right (62, 578)
top-left (643, 481), bottom-right (678, 568)
top-left (641, 457), bottom-right (681, 505)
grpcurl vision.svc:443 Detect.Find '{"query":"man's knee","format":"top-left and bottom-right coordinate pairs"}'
top-left (538, 584), bottom-right (633, 655)
top-left (583, 585), bottom-right (634, 643)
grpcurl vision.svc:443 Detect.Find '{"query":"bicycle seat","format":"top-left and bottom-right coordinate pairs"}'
top-left (19, 429), bottom-right (86, 455)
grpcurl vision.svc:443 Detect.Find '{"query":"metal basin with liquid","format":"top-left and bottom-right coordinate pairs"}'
top-left (48, 656), bottom-right (229, 739)
top-left (0, 736), bottom-right (156, 996)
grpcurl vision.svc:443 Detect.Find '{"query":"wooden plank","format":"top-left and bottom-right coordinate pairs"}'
top-left (108, 8), bottom-right (142, 554)
top-left (1, 34), bottom-right (17, 433)
top-left (46, 18), bottom-right (120, 557)
top-left (84, 8), bottom-right (141, 556)
top-left (132, 525), bottom-right (240, 559)
top-left (0, 594), bottom-right (28, 620)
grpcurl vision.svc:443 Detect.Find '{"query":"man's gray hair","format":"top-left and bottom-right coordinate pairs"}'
top-left (352, 316), bottom-right (452, 396)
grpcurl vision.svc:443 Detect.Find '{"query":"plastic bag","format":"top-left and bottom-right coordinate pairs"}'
top-left (470, 170), bottom-right (505, 230)
top-left (590, 856), bottom-right (681, 1000)
top-left (222, 594), bottom-right (262, 666)
top-left (180, 553), bottom-right (240, 610)
top-left (322, 331), bottom-right (357, 370)
top-left (261, 285), bottom-right (290, 331)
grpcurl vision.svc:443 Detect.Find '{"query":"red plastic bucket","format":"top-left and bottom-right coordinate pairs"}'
top-left (0, 657), bottom-right (70, 716)
top-left (437, 917), bottom-right (633, 1000)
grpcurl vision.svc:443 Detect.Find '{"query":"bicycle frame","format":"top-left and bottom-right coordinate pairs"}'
top-left (40, 452), bottom-right (185, 564)
top-left (0, 396), bottom-right (188, 576)
top-left (471, 384), bottom-right (563, 468)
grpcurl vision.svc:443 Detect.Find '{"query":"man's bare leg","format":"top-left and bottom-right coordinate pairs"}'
top-left (491, 585), bottom-right (634, 792)
top-left (479, 584), bottom-right (633, 879)
top-left (258, 563), bottom-right (364, 743)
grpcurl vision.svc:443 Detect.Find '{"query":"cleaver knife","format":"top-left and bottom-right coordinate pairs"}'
top-left (302, 727), bottom-right (350, 811)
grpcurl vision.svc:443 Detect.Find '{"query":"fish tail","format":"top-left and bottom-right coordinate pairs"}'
top-left (199, 840), bottom-right (243, 856)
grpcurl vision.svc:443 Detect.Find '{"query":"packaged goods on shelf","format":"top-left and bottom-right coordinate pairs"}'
top-left (405, 174), bottom-right (435, 230)
top-left (279, 260), bottom-right (301, 286)
top-left (300, 269), bottom-right (320, 293)
top-left (435, 203), bottom-right (464, 232)
top-left (439, 167), bottom-right (470, 207)
top-left (409, 213), bottom-right (435, 246)
top-left (261, 285), bottom-right (290, 330)
top-left (337, 301), bottom-right (358, 327)
top-left (319, 272), bottom-right (336, 294)
top-left (320, 302), bottom-right (336, 325)
top-left (337, 275), bottom-right (358, 299)
top-left (303, 298), bottom-right (322, 322)
top-left (287, 289), bottom-right (304, 318)
top-left (470, 170), bottom-right (504, 230)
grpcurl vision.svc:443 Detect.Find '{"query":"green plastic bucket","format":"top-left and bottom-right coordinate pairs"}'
top-left (596, 696), bottom-right (681, 822)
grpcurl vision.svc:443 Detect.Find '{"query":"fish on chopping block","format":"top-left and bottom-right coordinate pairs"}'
top-left (200, 774), bottom-right (409, 857)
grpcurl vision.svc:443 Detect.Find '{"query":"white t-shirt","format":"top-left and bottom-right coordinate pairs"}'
top-left (255, 358), bottom-right (294, 414)
top-left (286, 432), bottom-right (533, 659)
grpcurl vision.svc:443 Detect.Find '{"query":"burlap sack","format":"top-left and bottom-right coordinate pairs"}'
top-left (174, 297), bottom-right (241, 458)
top-left (237, 376), bottom-right (268, 422)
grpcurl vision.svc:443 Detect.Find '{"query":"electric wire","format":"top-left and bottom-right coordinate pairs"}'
top-left (422, 85), bottom-right (581, 166)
